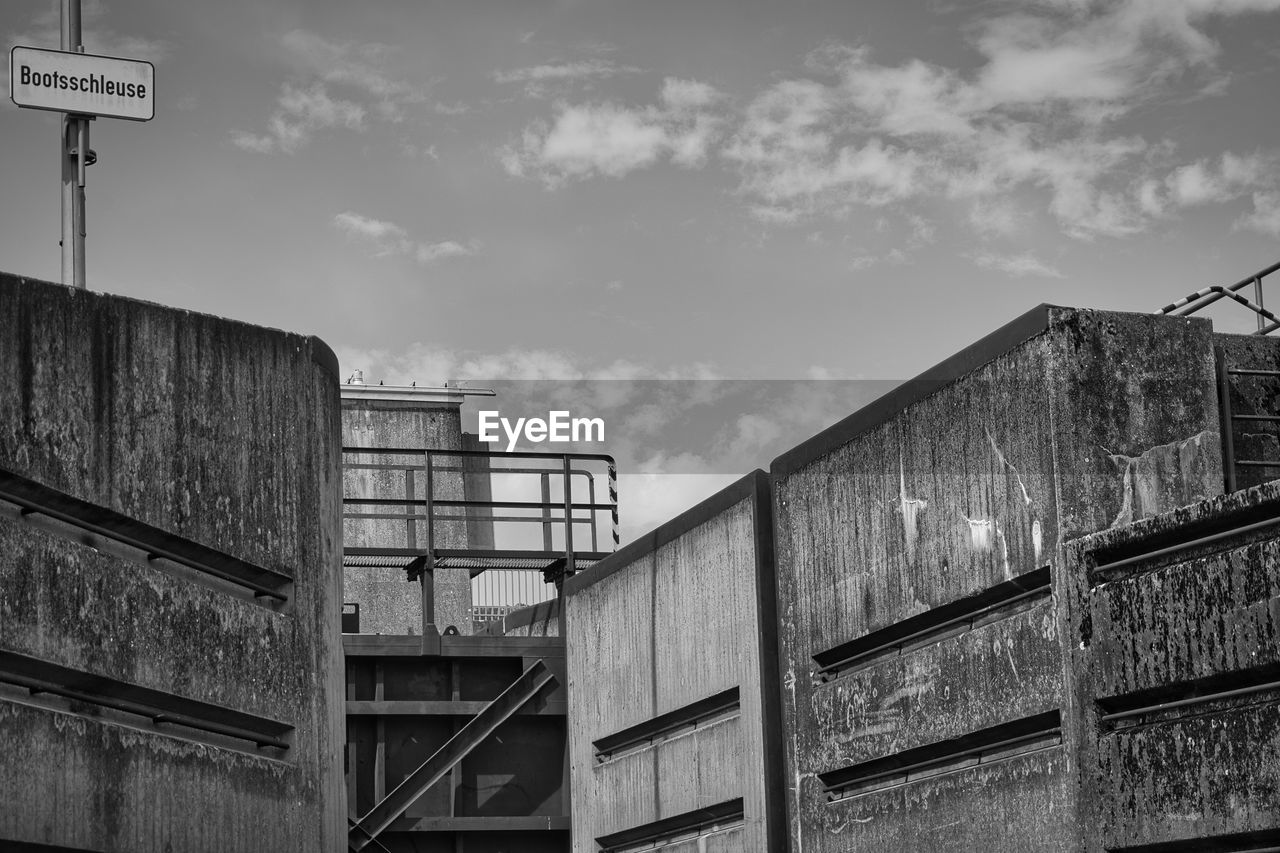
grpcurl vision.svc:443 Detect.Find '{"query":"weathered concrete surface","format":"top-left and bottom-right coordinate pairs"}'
top-left (0, 272), bottom-right (346, 852)
top-left (342, 395), bottom-right (472, 634)
top-left (564, 472), bottom-right (784, 851)
top-left (770, 306), bottom-right (1223, 852)
top-left (1089, 537), bottom-right (1280, 695)
top-left (817, 749), bottom-right (1073, 853)
top-left (1064, 481), bottom-right (1280, 852)
top-left (806, 602), bottom-right (1060, 773)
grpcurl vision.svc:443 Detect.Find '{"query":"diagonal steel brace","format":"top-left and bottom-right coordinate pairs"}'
top-left (347, 659), bottom-right (558, 850)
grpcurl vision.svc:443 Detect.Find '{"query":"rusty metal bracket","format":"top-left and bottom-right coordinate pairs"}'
top-left (346, 659), bottom-right (558, 850)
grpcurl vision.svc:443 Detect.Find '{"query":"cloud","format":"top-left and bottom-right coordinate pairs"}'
top-left (499, 1), bottom-right (1280, 242)
top-left (494, 59), bottom-right (634, 85)
top-left (433, 101), bottom-right (471, 116)
top-left (493, 59), bottom-right (643, 98)
top-left (233, 83), bottom-right (365, 153)
top-left (1135, 151), bottom-right (1272, 216)
top-left (279, 30), bottom-right (424, 120)
top-left (782, 2), bottom-right (1280, 236)
top-left (331, 211), bottom-right (479, 264)
top-left (332, 211), bottom-right (407, 253)
top-left (661, 78), bottom-right (721, 111)
top-left (500, 78), bottom-right (725, 184)
top-left (1237, 192), bottom-right (1280, 236)
top-left (969, 199), bottom-right (1023, 237)
top-left (335, 343), bottom-right (721, 382)
top-left (847, 248), bottom-right (910, 271)
top-left (971, 251), bottom-right (1065, 278)
top-left (415, 241), bottom-right (477, 263)
top-left (233, 29), bottom-right (426, 153)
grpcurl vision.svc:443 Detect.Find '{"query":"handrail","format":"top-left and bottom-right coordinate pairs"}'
top-left (343, 446), bottom-right (616, 462)
top-left (1157, 260), bottom-right (1280, 334)
top-left (342, 447), bottom-right (619, 576)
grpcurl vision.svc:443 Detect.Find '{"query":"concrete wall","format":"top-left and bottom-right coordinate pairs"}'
top-left (563, 471), bottom-right (784, 852)
top-left (1063, 480), bottom-right (1280, 851)
top-left (0, 273), bottom-right (345, 852)
top-left (342, 392), bottom-right (472, 634)
top-left (769, 306), bottom-right (1223, 851)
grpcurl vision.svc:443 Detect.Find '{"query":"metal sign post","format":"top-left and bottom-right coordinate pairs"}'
top-left (9, 0), bottom-right (155, 290)
top-left (61, 0), bottom-right (87, 289)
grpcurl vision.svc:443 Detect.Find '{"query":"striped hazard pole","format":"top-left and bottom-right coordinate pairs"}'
top-left (608, 458), bottom-right (619, 550)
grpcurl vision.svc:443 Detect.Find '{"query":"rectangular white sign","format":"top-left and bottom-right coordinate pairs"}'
top-left (10, 46), bottom-right (154, 121)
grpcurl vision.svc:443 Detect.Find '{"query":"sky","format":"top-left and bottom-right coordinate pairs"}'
top-left (4, 0), bottom-right (1280, 534)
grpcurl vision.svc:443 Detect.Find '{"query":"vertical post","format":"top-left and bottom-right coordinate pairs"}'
top-left (404, 468), bottom-right (417, 551)
top-left (423, 453), bottom-right (436, 636)
top-left (540, 472), bottom-right (553, 551)
top-left (587, 475), bottom-right (598, 551)
top-left (562, 456), bottom-right (575, 577)
top-left (608, 458), bottom-right (619, 551)
top-left (61, 0), bottom-right (87, 289)
top-left (1256, 276), bottom-right (1266, 332)
top-left (373, 661), bottom-right (386, 804)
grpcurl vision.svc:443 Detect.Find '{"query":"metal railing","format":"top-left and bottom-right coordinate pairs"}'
top-left (1157, 260), bottom-right (1280, 333)
top-left (342, 447), bottom-right (618, 579)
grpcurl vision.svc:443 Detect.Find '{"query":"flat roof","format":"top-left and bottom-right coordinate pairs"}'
top-left (340, 383), bottom-right (493, 405)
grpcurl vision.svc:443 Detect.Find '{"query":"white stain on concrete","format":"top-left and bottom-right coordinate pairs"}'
top-left (963, 515), bottom-right (994, 551)
top-left (898, 454), bottom-right (928, 561)
top-left (1105, 430), bottom-right (1211, 528)
top-left (987, 429), bottom-right (1034, 508)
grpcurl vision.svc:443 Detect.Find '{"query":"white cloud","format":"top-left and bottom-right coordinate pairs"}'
top-left (1133, 151), bottom-right (1273, 216)
top-left (233, 83), bottom-right (365, 154)
top-left (415, 241), bottom-right (478, 264)
top-left (1237, 192), bottom-right (1280, 236)
top-left (661, 78), bottom-right (722, 111)
top-left (331, 212), bottom-right (479, 264)
top-left (500, 79), bottom-right (725, 184)
top-left (332, 211), bottom-right (407, 253)
top-left (493, 59), bottom-right (643, 98)
top-left (971, 251), bottom-right (1065, 278)
top-left (280, 30), bottom-right (424, 120)
top-left (499, 1), bottom-right (1280, 242)
top-left (335, 343), bottom-right (721, 383)
top-left (233, 29), bottom-right (426, 153)
top-left (494, 59), bottom-right (632, 85)
top-left (969, 199), bottom-right (1023, 237)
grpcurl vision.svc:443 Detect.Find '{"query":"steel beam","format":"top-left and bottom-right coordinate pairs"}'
top-left (347, 659), bottom-right (558, 851)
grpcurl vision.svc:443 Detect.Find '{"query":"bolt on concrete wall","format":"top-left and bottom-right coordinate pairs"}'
top-left (563, 471), bottom-right (785, 852)
top-left (768, 306), bottom-right (1224, 852)
top-left (0, 272), bottom-right (346, 852)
